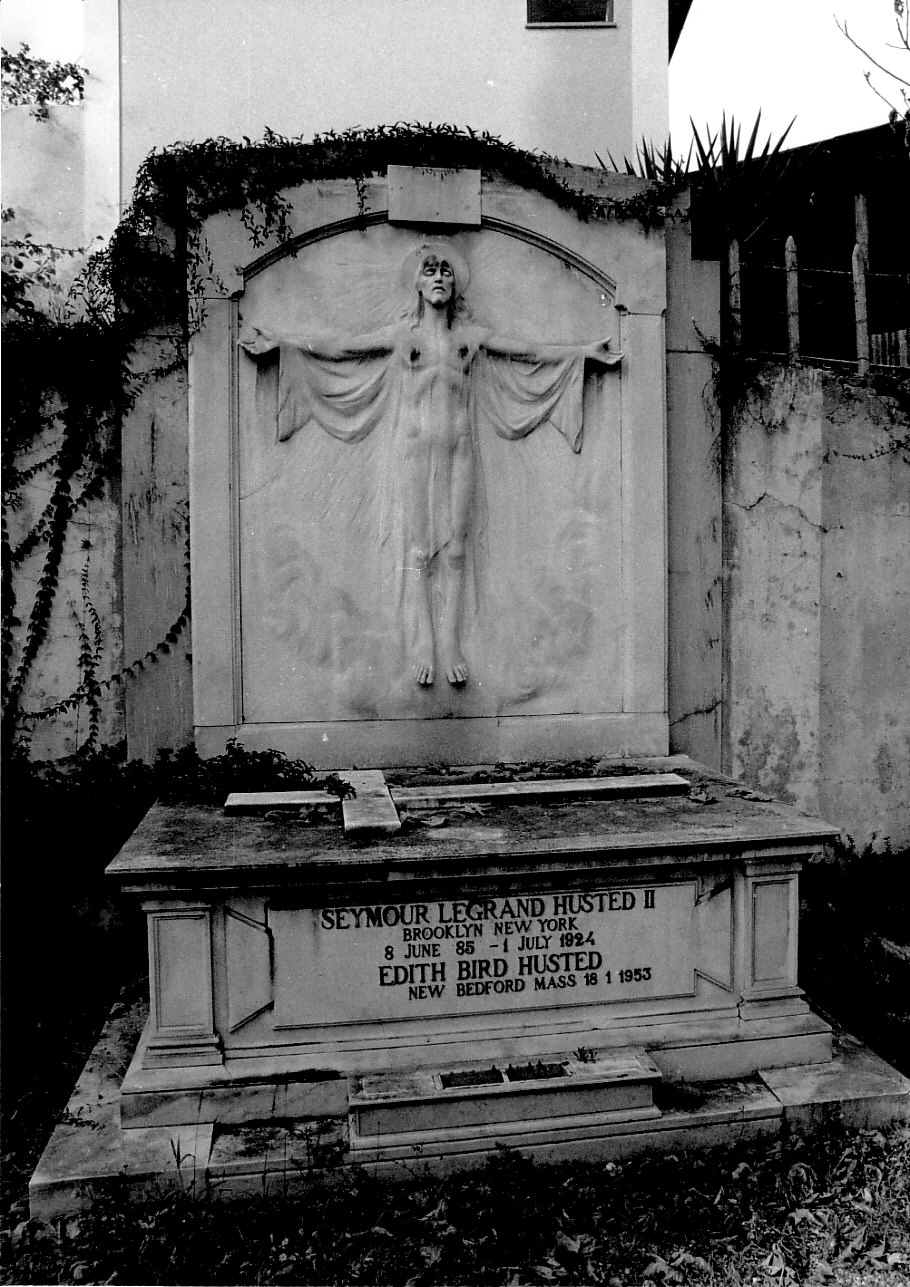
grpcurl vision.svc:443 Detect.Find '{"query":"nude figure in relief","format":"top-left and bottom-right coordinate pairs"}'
top-left (241, 240), bottom-right (622, 688)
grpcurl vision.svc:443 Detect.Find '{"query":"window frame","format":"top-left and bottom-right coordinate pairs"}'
top-left (526, 0), bottom-right (615, 28)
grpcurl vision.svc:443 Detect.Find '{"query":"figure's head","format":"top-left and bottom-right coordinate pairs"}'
top-left (400, 240), bottom-right (470, 323)
top-left (416, 253), bottom-right (456, 308)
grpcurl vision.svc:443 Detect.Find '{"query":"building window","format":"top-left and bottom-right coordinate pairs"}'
top-left (527, 0), bottom-right (614, 26)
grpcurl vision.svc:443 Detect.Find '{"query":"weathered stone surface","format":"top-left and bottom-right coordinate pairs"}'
top-left (349, 1049), bottom-right (661, 1137)
top-left (723, 367), bottom-right (910, 847)
top-left (191, 173), bottom-right (668, 766)
top-left (760, 1036), bottom-right (910, 1129)
top-left (272, 881), bottom-right (697, 1028)
top-left (28, 998), bottom-right (214, 1221)
top-left (225, 771), bottom-right (692, 816)
top-left (392, 772), bottom-right (691, 806)
top-left (340, 770), bottom-right (402, 836)
top-left (30, 999), bottom-right (907, 1214)
top-left (104, 759), bottom-right (844, 1123)
top-left (108, 759), bottom-right (838, 888)
top-left (387, 164), bottom-right (481, 225)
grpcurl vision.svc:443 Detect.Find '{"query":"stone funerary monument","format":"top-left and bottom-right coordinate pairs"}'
top-left (31, 163), bottom-right (908, 1209)
top-left (191, 165), bottom-right (663, 763)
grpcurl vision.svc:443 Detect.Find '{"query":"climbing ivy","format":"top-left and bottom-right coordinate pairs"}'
top-left (1, 215), bottom-right (185, 752)
top-left (91, 122), bottom-right (679, 328)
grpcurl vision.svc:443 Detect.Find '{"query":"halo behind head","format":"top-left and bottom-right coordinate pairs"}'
top-left (399, 239), bottom-right (470, 295)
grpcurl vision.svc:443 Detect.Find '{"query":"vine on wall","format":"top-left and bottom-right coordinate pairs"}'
top-left (2, 123), bottom-right (678, 760)
top-left (1, 43), bottom-right (85, 119)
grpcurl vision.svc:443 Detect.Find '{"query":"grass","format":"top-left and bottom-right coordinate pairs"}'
top-left (2, 1125), bottom-right (909, 1285)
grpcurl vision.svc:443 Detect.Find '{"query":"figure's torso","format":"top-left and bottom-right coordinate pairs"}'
top-left (397, 323), bottom-right (483, 453)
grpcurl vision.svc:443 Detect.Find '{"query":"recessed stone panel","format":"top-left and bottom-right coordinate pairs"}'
top-left (225, 909), bottom-right (273, 1032)
top-left (694, 873), bottom-right (734, 991)
top-left (237, 221), bottom-right (623, 727)
top-left (387, 165), bottom-right (481, 226)
top-left (273, 882), bottom-right (697, 1029)
top-left (150, 911), bottom-right (214, 1033)
top-left (750, 879), bottom-right (794, 988)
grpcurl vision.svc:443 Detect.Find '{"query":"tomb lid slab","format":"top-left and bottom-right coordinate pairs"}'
top-left (107, 759), bottom-right (840, 893)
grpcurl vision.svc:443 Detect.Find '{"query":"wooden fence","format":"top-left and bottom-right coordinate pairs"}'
top-left (726, 193), bottom-right (909, 370)
top-left (870, 328), bottom-right (910, 367)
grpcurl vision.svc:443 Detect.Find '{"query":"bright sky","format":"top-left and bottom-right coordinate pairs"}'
top-left (2, 0), bottom-right (84, 63)
top-left (3, 0), bottom-right (905, 152)
top-left (669, 0), bottom-right (905, 153)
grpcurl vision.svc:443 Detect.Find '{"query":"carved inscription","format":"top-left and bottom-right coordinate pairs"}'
top-left (273, 884), bottom-right (697, 1028)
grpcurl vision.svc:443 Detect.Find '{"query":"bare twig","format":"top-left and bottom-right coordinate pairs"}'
top-left (863, 70), bottom-right (902, 111)
top-left (835, 16), bottom-right (910, 88)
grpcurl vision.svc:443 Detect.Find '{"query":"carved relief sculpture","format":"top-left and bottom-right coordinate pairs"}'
top-left (241, 240), bottom-right (622, 688)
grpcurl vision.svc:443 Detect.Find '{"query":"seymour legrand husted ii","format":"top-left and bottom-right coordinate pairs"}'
top-left (291, 884), bottom-right (685, 1012)
top-left (325, 891), bottom-right (654, 1000)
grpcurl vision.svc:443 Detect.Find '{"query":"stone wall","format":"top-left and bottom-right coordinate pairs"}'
top-left (120, 332), bottom-right (193, 763)
top-left (818, 378), bottom-right (910, 846)
top-left (3, 103), bottom-right (126, 758)
top-left (665, 205), bottom-right (722, 770)
top-left (721, 366), bottom-right (909, 848)
top-left (1, 104), bottom-right (86, 247)
top-left (665, 204), bottom-right (909, 849)
top-left (5, 423), bottom-right (124, 760)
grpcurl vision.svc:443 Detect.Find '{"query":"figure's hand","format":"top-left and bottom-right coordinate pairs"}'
top-left (239, 325), bottom-right (279, 356)
top-left (585, 339), bottom-right (623, 368)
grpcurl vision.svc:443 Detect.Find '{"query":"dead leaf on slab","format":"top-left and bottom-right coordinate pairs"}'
top-left (725, 786), bottom-right (772, 802)
top-left (398, 810), bottom-right (448, 831)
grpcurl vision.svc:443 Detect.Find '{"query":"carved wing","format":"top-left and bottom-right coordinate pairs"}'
top-left (475, 349), bottom-right (587, 453)
top-left (277, 345), bottom-right (394, 444)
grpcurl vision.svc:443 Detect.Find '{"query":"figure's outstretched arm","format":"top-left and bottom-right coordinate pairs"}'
top-left (482, 330), bottom-right (623, 368)
top-left (240, 324), bottom-right (397, 360)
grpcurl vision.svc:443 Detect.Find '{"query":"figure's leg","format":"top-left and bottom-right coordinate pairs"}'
top-left (408, 542), bottom-right (435, 685)
top-left (439, 436), bottom-right (473, 685)
top-left (402, 450), bottom-right (436, 685)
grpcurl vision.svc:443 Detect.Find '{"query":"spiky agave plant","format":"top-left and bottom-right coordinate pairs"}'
top-left (687, 112), bottom-right (796, 246)
top-left (600, 111), bottom-right (798, 247)
top-left (596, 136), bottom-right (692, 186)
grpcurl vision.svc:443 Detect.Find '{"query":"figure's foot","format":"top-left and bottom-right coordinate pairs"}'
top-left (414, 641), bottom-right (435, 686)
top-left (442, 648), bottom-right (468, 686)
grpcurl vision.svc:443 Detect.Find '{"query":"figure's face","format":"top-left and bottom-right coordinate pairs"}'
top-left (417, 255), bottom-right (455, 307)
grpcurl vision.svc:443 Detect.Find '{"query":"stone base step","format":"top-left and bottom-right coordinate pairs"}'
top-left (28, 1001), bottom-right (910, 1218)
top-left (348, 1048), bottom-right (661, 1143)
